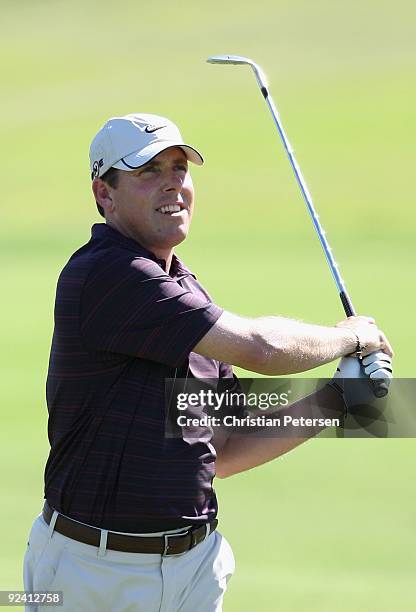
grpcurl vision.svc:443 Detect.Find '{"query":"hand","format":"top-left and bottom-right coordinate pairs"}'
top-left (336, 316), bottom-right (393, 357)
top-left (331, 351), bottom-right (393, 408)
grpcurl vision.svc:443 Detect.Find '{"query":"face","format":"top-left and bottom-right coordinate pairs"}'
top-left (94, 147), bottom-right (195, 259)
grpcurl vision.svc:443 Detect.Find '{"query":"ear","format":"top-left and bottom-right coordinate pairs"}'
top-left (92, 178), bottom-right (114, 214)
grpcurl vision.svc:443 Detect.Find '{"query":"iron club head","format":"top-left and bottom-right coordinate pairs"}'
top-left (207, 54), bottom-right (254, 65)
top-left (207, 54), bottom-right (268, 87)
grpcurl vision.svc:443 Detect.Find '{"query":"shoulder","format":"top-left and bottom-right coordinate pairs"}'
top-left (60, 242), bottom-right (168, 291)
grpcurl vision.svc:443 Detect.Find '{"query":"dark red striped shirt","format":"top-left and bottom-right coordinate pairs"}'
top-left (44, 223), bottom-right (228, 532)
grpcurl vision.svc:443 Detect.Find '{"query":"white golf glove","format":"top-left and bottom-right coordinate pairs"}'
top-left (331, 351), bottom-right (393, 410)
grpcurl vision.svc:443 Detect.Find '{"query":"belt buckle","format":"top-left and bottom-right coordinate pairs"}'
top-left (162, 530), bottom-right (188, 556)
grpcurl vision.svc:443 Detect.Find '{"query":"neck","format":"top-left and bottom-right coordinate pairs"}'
top-left (152, 249), bottom-right (174, 273)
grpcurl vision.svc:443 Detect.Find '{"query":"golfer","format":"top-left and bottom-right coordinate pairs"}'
top-left (23, 113), bottom-right (392, 612)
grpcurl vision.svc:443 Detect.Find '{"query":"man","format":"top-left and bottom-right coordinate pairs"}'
top-left (24, 113), bottom-right (392, 611)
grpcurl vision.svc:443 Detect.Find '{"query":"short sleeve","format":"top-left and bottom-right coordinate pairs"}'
top-left (80, 254), bottom-right (223, 367)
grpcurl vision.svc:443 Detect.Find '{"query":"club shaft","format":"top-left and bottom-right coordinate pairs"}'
top-left (256, 77), bottom-right (355, 317)
top-left (208, 56), bottom-right (388, 396)
top-left (257, 80), bottom-right (391, 395)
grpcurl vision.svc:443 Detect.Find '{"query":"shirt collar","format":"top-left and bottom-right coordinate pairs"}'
top-left (91, 223), bottom-right (196, 280)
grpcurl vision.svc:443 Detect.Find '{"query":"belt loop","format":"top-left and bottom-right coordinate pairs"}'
top-left (205, 523), bottom-right (210, 539)
top-left (48, 510), bottom-right (59, 539)
top-left (98, 529), bottom-right (108, 557)
top-left (162, 534), bottom-right (169, 556)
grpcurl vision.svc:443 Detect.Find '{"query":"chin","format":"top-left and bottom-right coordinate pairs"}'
top-left (166, 227), bottom-right (189, 248)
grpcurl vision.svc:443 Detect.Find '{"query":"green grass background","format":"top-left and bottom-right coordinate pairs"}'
top-left (1, 0), bottom-right (415, 609)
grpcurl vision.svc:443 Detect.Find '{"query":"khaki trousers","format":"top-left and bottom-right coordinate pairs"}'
top-left (23, 514), bottom-right (235, 612)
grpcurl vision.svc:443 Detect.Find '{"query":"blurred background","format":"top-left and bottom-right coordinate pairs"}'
top-left (1, 0), bottom-right (415, 609)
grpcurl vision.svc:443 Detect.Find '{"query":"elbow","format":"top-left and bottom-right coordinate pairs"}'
top-left (215, 468), bottom-right (234, 479)
top-left (215, 458), bottom-right (235, 479)
top-left (215, 461), bottom-right (229, 479)
top-left (215, 469), bottom-right (228, 479)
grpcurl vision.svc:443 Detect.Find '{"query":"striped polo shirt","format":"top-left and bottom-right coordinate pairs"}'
top-left (44, 223), bottom-right (229, 532)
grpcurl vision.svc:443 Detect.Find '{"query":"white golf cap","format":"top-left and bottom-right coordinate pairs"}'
top-left (89, 113), bottom-right (204, 179)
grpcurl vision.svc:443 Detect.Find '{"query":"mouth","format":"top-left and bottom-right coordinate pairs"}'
top-left (156, 203), bottom-right (187, 216)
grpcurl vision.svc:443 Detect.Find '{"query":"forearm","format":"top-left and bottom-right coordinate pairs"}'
top-left (194, 311), bottom-right (384, 376)
top-left (215, 384), bottom-right (343, 478)
top-left (251, 316), bottom-right (356, 375)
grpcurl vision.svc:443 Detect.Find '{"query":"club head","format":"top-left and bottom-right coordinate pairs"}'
top-left (207, 54), bottom-right (255, 66)
top-left (207, 54), bottom-right (268, 87)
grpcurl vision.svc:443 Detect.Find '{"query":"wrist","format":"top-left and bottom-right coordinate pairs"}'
top-left (337, 328), bottom-right (358, 356)
top-left (349, 333), bottom-right (364, 358)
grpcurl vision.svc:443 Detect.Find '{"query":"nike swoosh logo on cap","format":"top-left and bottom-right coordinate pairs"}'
top-left (145, 125), bottom-right (166, 133)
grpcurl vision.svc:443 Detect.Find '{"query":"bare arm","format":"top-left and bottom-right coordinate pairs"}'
top-left (213, 384), bottom-right (343, 478)
top-left (193, 311), bottom-right (390, 376)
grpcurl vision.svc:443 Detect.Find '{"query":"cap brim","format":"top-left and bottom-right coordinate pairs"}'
top-left (112, 141), bottom-right (203, 171)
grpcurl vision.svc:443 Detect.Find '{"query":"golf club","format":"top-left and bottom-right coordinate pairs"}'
top-left (207, 54), bottom-right (388, 398)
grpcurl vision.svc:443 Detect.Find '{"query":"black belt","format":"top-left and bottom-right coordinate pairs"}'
top-left (42, 502), bottom-right (217, 555)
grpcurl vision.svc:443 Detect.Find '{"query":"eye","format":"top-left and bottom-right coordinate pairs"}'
top-left (175, 163), bottom-right (188, 173)
top-left (141, 165), bottom-right (159, 174)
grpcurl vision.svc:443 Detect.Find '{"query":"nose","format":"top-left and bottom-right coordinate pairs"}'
top-left (162, 170), bottom-right (184, 193)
